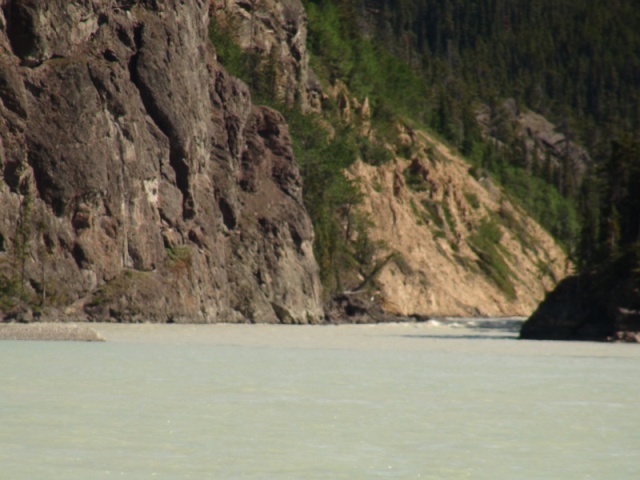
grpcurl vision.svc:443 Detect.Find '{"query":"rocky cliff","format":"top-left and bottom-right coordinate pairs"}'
top-left (0, 0), bottom-right (323, 323)
top-left (520, 249), bottom-right (640, 342)
top-left (347, 126), bottom-right (569, 318)
top-left (0, 0), bottom-right (574, 324)
top-left (477, 98), bottom-right (590, 189)
top-left (211, 0), bottom-right (572, 319)
top-left (210, 0), bottom-right (322, 111)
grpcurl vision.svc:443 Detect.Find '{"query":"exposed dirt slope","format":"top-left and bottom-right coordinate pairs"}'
top-left (350, 127), bottom-right (569, 317)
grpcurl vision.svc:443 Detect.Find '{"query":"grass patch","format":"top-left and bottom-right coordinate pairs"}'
top-left (420, 200), bottom-right (444, 230)
top-left (433, 230), bottom-right (447, 241)
top-left (396, 142), bottom-right (414, 160)
top-left (409, 199), bottom-right (425, 226)
top-left (403, 169), bottom-right (427, 192)
top-left (454, 253), bottom-right (478, 272)
top-left (166, 246), bottom-right (192, 271)
top-left (391, 252), bottom-right (413, 276)
top-left (442, 202), bottom-right (456, 233)
top-left (464, 191), bottom-right (481, 210)
top-left (469, 217), bottom-right (516, 300)
top-left (89, 270), bottom-right (147, 307)
top-left (498, 206), bottom-right (537, 254)
top-left (358, 138), bottom-right (393, 166)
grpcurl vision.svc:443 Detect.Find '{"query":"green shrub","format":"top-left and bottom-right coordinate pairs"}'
top-left (404, 169), bottom-right (427, 192)
top-left (464, 191), bottom-right (481, 210)
top-left (209, 17), bottom-right (277, 103)
top-left (166, 246), bottom-right (192, 272)
top-left (420, 200), bottom-right (444, 229)
top-left (409, 199), bottom-right (425, 226)
top-left (358, 138), bottom-right (393, 166)
top-left (392, 252), bottom-right (413, 276)
top-left (442, 202), bottom-right (456, 233)
top-left (469, 218), bottom-right (516, 299)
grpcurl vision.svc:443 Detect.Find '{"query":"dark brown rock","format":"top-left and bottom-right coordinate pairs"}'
top-left (520, 250), bottom-right (640, 342)
top-left (325, 293), bottom-right (402, 324)
top-left (0, 0), bottom-right (322, 323)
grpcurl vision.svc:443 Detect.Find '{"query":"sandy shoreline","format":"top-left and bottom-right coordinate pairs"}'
top-left (0, 318), bottom-right (520, 344)
top-left (0, 323), bottom-right (105, 342)
top-left (2, 319), bottom-right (638, 358)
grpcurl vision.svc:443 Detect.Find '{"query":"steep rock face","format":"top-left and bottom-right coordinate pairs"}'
top-left (0, 0), bottom-right (322, 323)
top-left (521, 252), bottom-right (640, 342)
top-left (210, 0), bottom-right (321, 111)
top-left (348, 127), bottom-right (569, 317)
top-left (477, 99), bottom-right (591, 187)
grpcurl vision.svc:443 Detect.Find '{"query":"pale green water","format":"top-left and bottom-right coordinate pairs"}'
top-left (1, 321), bottom-right (639, 479)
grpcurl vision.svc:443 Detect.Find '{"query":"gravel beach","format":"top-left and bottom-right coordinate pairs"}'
top-left (0, 323), bottom-right (105, 342)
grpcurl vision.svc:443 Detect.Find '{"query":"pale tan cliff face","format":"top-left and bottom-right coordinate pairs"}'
top-left (349, 128), bottom-right (569, 317)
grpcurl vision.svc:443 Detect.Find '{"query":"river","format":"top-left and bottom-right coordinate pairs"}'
top-left (1, 319), bottom-right (639, 479)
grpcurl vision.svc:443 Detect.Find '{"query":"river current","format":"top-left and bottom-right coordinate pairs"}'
top-left (1, 320), bottom-right (639, 479)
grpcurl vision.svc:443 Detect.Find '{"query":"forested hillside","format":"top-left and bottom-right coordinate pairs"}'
top-left (211, 0), bottom-right (638, 321)
top-left (1, 0), bottom-right (635, 325)
top-left (362, 0), bottom-right (640, 142)
top-left (212, 0), bottom-right (566, 316)
top-left (305, 0), bottom-right (640, 269)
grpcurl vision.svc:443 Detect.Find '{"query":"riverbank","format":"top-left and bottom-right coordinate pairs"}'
top-left (80, 319), bottom-right (638, 357)
top-left (0, 323), bottom-right (105, 342)
top-left (0, 317), bottom-right (519, 345)
top-left (4, 319), bottom-right (638, 356)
